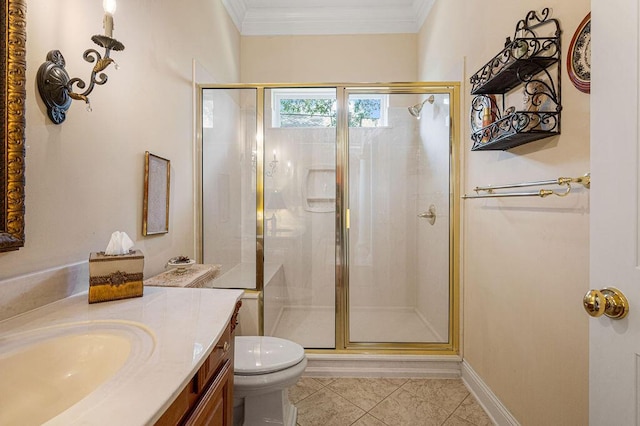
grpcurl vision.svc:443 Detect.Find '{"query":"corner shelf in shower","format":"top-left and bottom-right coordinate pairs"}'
top-left (303, 166), bottom-right (335, 213)
top-left (469, 8), bottom-right (562, 151)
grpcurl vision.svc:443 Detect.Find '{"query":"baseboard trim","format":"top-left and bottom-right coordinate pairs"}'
top-left (461, 360), bottom-right (520, 426)
top-left (304, 354), bottom-right (462, 378)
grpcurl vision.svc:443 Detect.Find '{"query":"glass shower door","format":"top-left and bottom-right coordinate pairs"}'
top-left (201, 88), bottom-right (257, 289)
top-left (262, 88), bottom-right (337, 349)
top-left (347, 91), bottom-right (452, 345)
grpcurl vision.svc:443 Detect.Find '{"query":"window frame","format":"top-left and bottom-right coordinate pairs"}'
top-left (271, 88), bottom-right (388, 128)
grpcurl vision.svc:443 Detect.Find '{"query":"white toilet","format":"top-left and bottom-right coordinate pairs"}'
top-left (233, 336), bottom-right (307, 426)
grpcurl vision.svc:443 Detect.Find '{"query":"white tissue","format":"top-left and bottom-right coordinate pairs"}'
top-left (104, 231), bottom-right (134, 255)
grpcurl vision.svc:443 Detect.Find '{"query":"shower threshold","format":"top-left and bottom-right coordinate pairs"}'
top-left (270, 305), bottom-right (445, 349)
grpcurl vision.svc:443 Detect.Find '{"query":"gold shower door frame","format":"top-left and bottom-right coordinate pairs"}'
top-left (197, 82), bottom-right (460, 355)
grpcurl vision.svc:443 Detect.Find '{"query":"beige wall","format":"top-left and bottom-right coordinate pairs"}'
top-left (0, 0), bottom-right (239, 282)
top-left (3, 2), bottom-right (590, 421)
top-left (241, 34), bottom-right (417, 83)
top-left (419, 1), bottom-right (590, 424)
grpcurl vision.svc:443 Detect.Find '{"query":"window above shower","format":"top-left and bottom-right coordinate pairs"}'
top-left (271, 88), bottom-right (388, 128)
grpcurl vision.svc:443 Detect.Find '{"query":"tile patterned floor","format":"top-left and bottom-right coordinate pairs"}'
top-left (289, 377), bottom-right (494, 426)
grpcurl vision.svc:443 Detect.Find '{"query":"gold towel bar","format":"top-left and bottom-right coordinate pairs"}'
top-left (462, 173), bottom-right (590, 199)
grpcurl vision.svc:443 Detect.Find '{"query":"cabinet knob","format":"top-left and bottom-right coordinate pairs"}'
top-left (218, 341), bottom-right (230, 353)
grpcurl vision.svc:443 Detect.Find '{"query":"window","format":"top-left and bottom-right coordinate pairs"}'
top-left (271, 89), bottom-right (388, 128)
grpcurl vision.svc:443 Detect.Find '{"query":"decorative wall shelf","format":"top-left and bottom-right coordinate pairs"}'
top-left (469, 8), bottom-right (561, 151)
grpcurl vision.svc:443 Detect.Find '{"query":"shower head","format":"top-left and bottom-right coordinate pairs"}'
top-left (408, 95), bottom-right (435, 119)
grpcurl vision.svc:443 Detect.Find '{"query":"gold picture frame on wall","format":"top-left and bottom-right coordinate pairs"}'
top-left (143, 152), bottom-right (170, 236)
top-left (0, 0), bottom-right (27, 253)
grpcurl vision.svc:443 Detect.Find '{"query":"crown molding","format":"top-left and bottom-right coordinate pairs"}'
top-left (221, 0), bottom-right (248, 31)
top-left (222, 0), bottom-right (435, 36)
top-left (414, 0), bottom-right (436, 30)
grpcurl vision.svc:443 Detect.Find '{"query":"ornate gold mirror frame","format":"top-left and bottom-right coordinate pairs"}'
top-left (0, 0), bottom-right (26, 252)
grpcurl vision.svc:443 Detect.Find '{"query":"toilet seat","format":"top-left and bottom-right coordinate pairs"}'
top-left (235, 336), bottom-right (305, 375)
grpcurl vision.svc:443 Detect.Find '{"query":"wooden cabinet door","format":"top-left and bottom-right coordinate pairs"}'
top-left (184, 360), bottom-right (233, 426)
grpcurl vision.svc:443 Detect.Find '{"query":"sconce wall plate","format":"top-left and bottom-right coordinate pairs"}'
top-left (37, 50), bottom-right (72, 124)
top-left (37, 35), bottom-right (124, 124)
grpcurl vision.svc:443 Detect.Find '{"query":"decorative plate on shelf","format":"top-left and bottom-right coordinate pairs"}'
top-left (523, 82), bottom-right (557, 131)
top-left (524, 82), bottom-right (552, 112)
top-left (470, 95), bottom-right (498, 133)
top-left (567, 12), bottom-right (591, 93)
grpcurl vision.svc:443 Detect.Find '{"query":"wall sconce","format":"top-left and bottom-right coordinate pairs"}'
top-left (266, 150), bottom-right (279, 177)
top-left (36, 0), bottom-right (125, 124)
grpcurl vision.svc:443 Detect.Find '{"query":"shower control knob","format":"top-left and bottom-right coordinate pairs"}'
top-left (417, 205), bottom-right (437, 225)
top-left (583, 287), bottom-right (629, 320)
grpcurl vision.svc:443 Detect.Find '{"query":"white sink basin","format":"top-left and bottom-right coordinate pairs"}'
top-left (0, 320), bottom-right (156, 425)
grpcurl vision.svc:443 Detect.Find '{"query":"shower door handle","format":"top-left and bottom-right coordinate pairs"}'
top-left (418, 205), bottom-right (436, 225)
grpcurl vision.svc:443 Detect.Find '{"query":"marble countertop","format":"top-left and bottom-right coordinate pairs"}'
top-left (144, 264), bottom-right (221, 288)
top-left (0, 286), bottom-right (243, 425)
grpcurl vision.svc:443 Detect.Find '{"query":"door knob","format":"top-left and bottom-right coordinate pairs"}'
top-left (583, 287), bottom-right (629, 320)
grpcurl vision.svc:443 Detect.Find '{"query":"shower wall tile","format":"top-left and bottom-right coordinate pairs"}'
top-left (264, 129), bottom-right (336, 312)
top-left (264, 264), bottom-right (286, 335)
top-left (349, 122), bottom-right (416, 309)
top-left (202, 91), bottom-right (246, 271)
top-left (416, 103), bottom-right (452, 340)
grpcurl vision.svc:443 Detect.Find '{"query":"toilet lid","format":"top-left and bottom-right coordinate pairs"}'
top-left (234, 336), bottom-right (305, 375)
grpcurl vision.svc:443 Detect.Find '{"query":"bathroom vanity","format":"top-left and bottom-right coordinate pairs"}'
top-left (155, 300), bottom-right (241, 425)
top-left (0, 286), bottom-right (243, 425)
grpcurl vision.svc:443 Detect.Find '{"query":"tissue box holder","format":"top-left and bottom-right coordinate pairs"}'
top-left (89, 250), bottom-right (144, 303)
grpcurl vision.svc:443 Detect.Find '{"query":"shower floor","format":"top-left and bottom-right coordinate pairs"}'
top-left (270, 306), bottom-right (445, 348)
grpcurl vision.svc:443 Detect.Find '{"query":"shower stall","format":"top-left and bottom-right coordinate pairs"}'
top-left (198, 83), bottom-right (459, 353)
